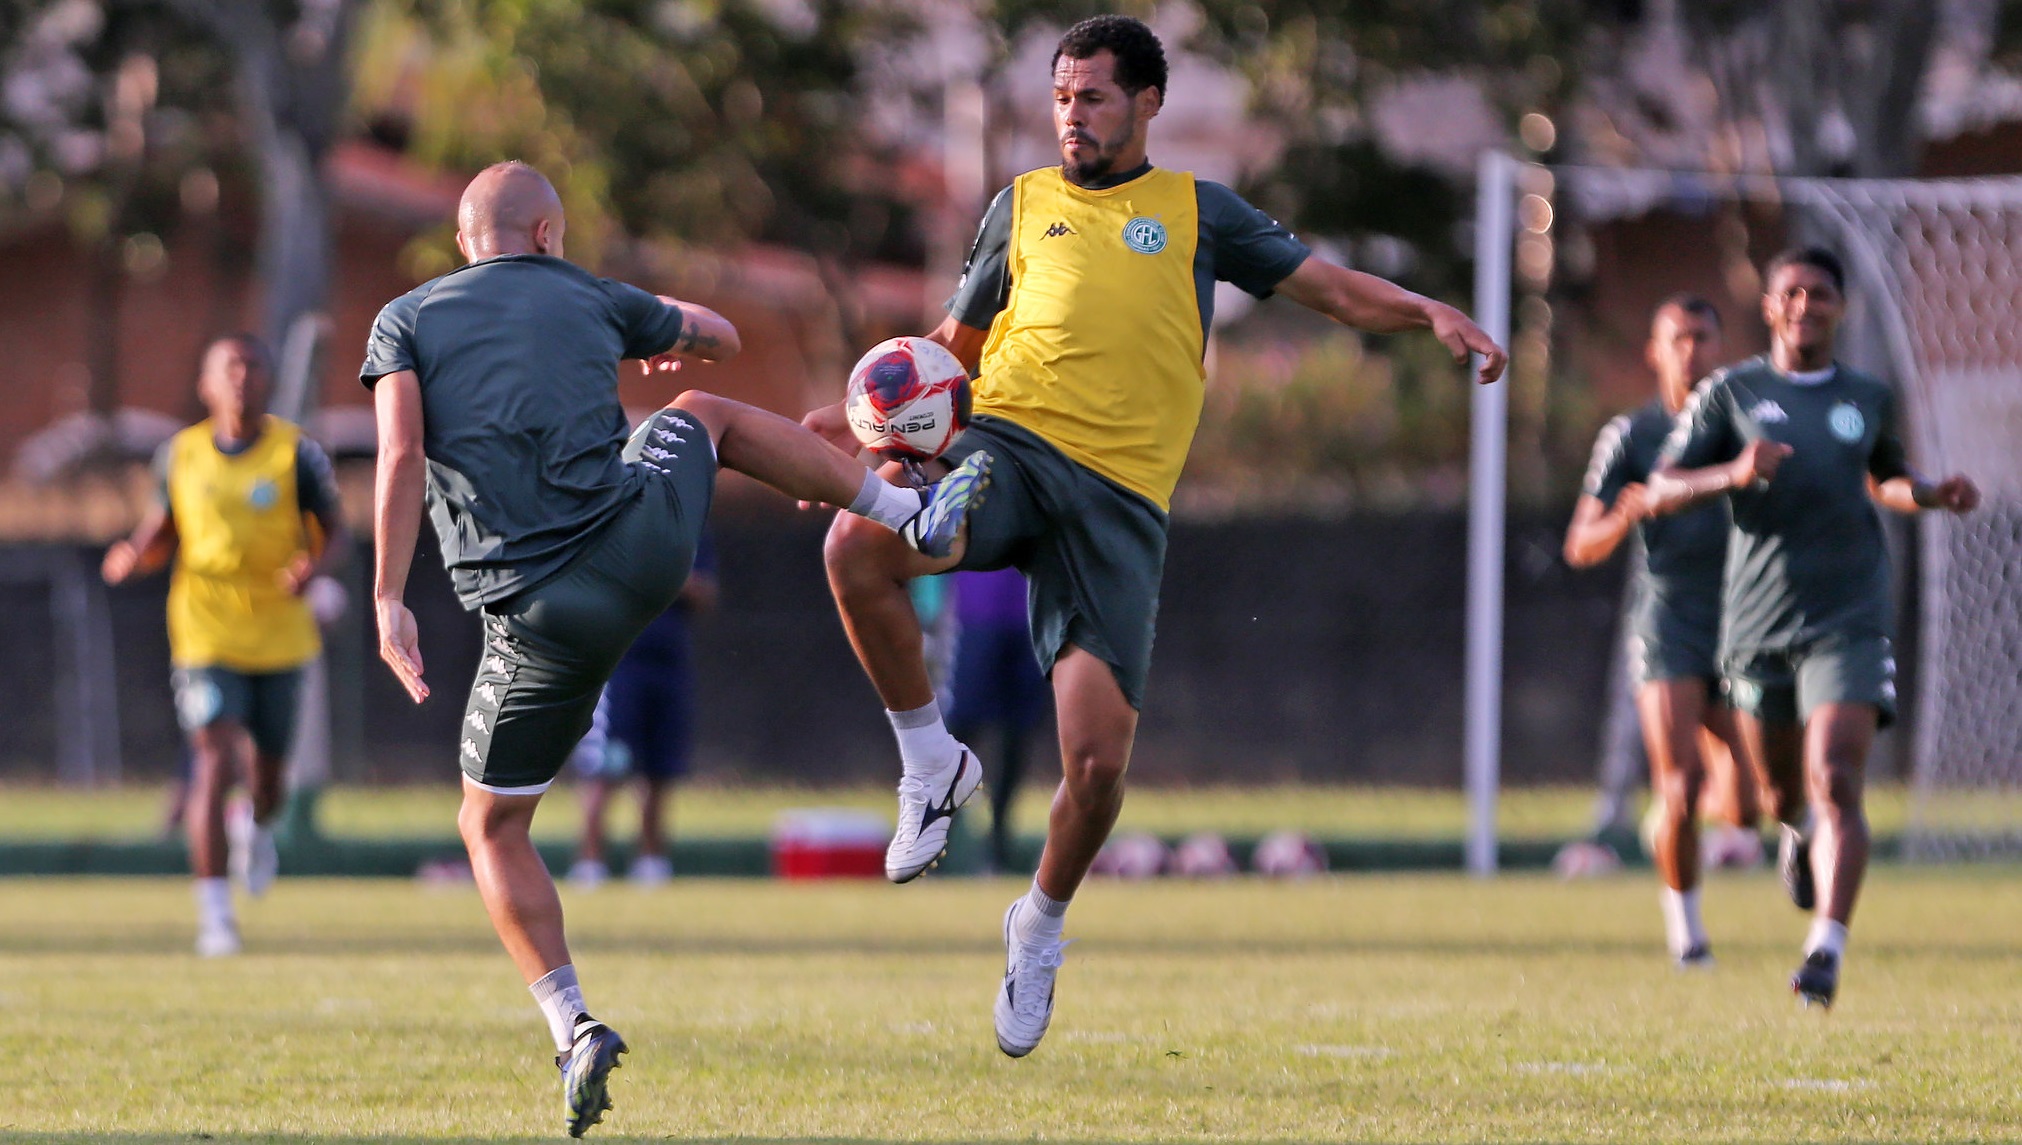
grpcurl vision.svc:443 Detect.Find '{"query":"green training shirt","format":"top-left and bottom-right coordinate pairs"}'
top-left (1657, 356), bottom-right (1912, 654)
top-left (1582, 397), bottom-right (1728, 628)
top-left (360, 254), bottom-right (686, 609)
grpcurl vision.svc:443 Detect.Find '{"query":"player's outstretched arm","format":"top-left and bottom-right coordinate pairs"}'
top-left (372, 369), bottom-right (430, 704)
top-left (1563, 487), bottom-right (1647, 568)
top-left (1274, 258), bottom-right (1507, 385)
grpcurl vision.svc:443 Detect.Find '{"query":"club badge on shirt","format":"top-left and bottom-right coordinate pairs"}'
top-left (1828, 403), bottom-right (1866, 444)
top-left (1122, 216), bottom-right (1167, 255)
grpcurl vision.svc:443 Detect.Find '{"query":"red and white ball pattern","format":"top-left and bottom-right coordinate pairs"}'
top-left (845, 336), bottom-right (972, 461)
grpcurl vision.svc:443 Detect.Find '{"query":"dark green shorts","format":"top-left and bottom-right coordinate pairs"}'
top-left (172, 665), bottom-right (302, 759)
top-left (1722, 636), bottom-right (1898, 730)
top-left (1629, 593), bottom-right (1720, 687)
top-left (950, 416), bottom-right (1168, 710)
top-left (458, 408), bottom-right (715, 792)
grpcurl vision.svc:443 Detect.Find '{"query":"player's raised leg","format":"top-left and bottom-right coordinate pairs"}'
top-left (665, 390), bottom-right (991, 563)
top-left (1637, 679), bottom-right (1712, 965)
top-left (825, 506), bottom-right (982, 882)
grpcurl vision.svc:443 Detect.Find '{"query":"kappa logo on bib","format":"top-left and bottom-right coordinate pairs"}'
top-left (1122, 216), bottom-right (1167, 254)
top-left (1828, 402), bottom-right (1865, 443)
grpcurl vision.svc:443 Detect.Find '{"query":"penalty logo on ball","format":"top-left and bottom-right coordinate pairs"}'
top-left (845, 336), bottom-right (972, 461)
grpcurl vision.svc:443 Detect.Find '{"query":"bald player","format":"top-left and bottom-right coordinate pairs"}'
top-left (363, 161), bottom-right (988, 1135)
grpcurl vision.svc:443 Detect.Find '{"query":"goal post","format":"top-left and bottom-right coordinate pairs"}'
top-left (1470, 158), bottom-right (2022, 862)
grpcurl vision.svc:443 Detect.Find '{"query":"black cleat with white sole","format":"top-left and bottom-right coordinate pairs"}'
top-left (1791, 950), bottom-right (1839, 1009)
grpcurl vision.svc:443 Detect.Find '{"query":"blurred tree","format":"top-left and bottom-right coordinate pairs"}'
top-left (356, 0), bottom-right (916, 289)
top-left (0, 0), bottom-right (358, 422)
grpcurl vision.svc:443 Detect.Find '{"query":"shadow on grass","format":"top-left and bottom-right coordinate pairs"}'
top-left (0, 1137), bottom-right (1201, 1145)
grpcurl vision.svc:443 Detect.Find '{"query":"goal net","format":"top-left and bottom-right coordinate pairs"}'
top-left (1514, 164), bottom-right (2022, 858)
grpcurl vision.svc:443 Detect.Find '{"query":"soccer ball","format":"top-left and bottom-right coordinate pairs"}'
top-left (1170, 832), bottom-right (1238, 878)
top-left (845, 336), bottom-right (972, 461)
top-left (1251, 830), bottom-right (1328, 878)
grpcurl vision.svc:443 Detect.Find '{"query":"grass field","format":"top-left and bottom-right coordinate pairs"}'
top-left (3, 868), bottom-right (2019, 1143)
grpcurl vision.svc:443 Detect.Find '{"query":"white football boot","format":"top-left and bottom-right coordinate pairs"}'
top-left (195, 919), bottom-right (242, 958)
top-left (994, 898), bottom-right (1068, 1058)
top-left (885, 747), bottom-right (982, 883)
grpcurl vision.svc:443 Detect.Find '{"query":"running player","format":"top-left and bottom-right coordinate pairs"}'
top-left (101, 333), bottom-right (345, 957)
top-left (809, 15), bottom-right (1506, 1056)
top-left (1649, 247), bottom-right (1979, 1007)
top-left (363, 161), bottom-right (988, 1135)
top-left (1564, 295), bottom-right (1759, 966)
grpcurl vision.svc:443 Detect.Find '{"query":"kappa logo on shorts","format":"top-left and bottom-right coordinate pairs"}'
top-left (1122, 216), bottom-right (1167, 254)
top-left (1828, 402), bottom-right (1866, 443)
top-left (652, 427), bottom-right (687, 445)
top-left (477, 682), bottom-right (500, 707)
top-left (466, 710), bottom-right (489, 735)
top-left (1749, 400), bottom-right (1789, 424)
top-left (484, 654), bottom-right (508, 675)
top-left (461, 738), bottom-right (481, 762)
top-left (642, 446), bottom-right (676, 463)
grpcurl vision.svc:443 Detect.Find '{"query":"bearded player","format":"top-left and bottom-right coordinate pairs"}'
top-left (1564, 295), bottom-right (1760, 967)
top-left (364, 161), bottom-right (988, 1135)
top-left (1649, 247), bottom-right (1979, 1007)
top-left (809, 15), bottom-right (1505, 1056)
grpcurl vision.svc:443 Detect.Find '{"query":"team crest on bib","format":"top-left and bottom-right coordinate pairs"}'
top-left (1122, 216), bottom-right (1167, 254)
top-left (248, 478), bottom-right (278, 509)
top-left (1828, 402), bottom-right (1865, 443)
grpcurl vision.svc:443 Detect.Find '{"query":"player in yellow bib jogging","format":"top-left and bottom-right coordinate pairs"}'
top-left (808, 15), bottom-right (1506, 1057)
top-left (102, 334), bottom-right (345, 956)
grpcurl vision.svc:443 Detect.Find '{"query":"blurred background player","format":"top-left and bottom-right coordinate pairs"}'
top-left (1650, 247), bottom-right (1980, 1007)
top-left (1563, 295), bottom-right (1760, 966)
top-left (812, 14), bottom-right (1505, 1058)
top-left (570, 529), bottom-right (718, 887)
top-left (942, 567), bottom-right (1051, 874)
top-left (101, 333), bottom-right (345, 957)
top-left (364, 160), bottom-right (987, 1136)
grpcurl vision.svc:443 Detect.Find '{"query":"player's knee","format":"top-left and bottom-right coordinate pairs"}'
top-left (824, 512), bottom-right (900, 590)
top-left (457, 791), bottom-right (533, 848)
top-left (1655, 769), bottom-right (1701, 820)
top-left (1810, 757), bottom-right (1863, 813)
top-left (1060, 748), bottom-right (1127, 804)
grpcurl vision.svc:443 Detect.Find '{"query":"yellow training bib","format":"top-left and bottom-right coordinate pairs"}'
top-left (164, 416), bottom-right (321, 671)
top-left (975, 167), bottom-right (1203, 510)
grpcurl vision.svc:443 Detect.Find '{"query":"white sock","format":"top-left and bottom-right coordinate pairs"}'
top-left (848, 470), bottom-right (924, 531)
top-left (1804, 918), bottom-right (1848, 959)
top-left (1659, 886), bottom-right (1707, 957)
top-left (1013, 882), bottom-right (1069, 946)
top-left (888, 701), bottom-right (961, 777)
top-left (194, 877), bottom-right (233, 929)
top-left (530, 964), bottom-right (589, 1053)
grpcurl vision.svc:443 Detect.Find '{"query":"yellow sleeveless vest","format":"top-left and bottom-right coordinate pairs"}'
top-left (975, 166), bottom-right (1203, 510)
top-left (165, 416), bottom-right (321, 670)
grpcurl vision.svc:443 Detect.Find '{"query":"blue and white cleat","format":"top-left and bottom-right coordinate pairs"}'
top-left (994, 898), bottom-right (1068, 1058)
top-left (899, 450), bottom-right (993, 559)
top-left (558, 1016), bottom-right (627, 1138)
top-left (886, 747), bottom-right (982, 883)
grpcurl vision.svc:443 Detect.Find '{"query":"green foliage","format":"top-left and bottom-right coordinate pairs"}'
top-left (356, 0), bottom-right (913, 272)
